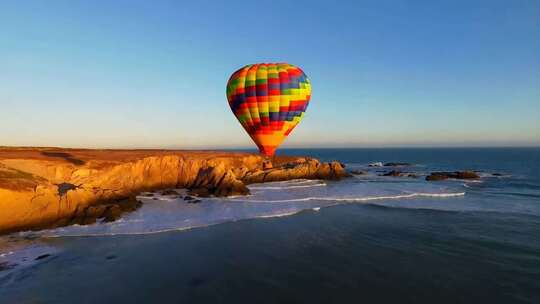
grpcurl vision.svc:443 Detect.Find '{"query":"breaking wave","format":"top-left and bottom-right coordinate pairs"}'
top-left (230, 192), bottom-right (465, 203)
top-left (248, 183), bottom-right (326, 190)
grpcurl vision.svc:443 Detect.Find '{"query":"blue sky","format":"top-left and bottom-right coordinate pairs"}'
top-left (1, 0), bottom-right (538, 148)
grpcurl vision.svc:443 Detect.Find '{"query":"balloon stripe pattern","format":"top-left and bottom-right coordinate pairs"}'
top-left (227, 63), bottom-right (311, 157)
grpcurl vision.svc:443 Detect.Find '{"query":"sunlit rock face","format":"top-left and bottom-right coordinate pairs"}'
top-left (0, 148), bottom-right (349, 234)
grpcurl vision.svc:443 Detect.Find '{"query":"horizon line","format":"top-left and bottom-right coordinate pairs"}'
top-left (2, 145), bottom-right (539, 151)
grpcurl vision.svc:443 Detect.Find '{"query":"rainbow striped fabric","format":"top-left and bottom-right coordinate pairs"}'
top-left (226, 63), bottom-right (311, 157)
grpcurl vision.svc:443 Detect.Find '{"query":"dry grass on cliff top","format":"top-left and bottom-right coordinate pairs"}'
top-left (0, 147), bottom-right (302, 165)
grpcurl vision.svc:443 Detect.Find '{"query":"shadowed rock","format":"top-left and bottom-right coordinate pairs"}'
top-left (57, 196), bottom-right (142, 226)
top-left (186, 159), bottom-right (350, 198)
top-left (0, 261), bottom-right (16, 271)
top-left (188, 164), bottom-right (249, 197)
top-left (161, 189), bottom-right (180, 196)
top-left (35, 254), bottom-right (51, 260)
top-left (242, 159), bottom-right (351, 185)
top-left (426, 171), bottom-right (480, 181)
top-left (41, 151), bottom-right (85, 166)
top-left (56, 182), bottom-right (79, 196)
top-left (350, 170), bottom-right (366, 175)
top-left (382, 170), bottom-right (403, 177)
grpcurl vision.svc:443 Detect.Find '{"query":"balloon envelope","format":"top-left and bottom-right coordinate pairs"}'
top-left (226, 63), bottom-right (311, 157)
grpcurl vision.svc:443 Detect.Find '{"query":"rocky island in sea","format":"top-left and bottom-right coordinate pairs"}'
top-left (0, 147), bottom-right (349, 234)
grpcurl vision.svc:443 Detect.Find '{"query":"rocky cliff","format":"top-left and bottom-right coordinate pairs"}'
top-left (0, 148), bottom-right (349, 234)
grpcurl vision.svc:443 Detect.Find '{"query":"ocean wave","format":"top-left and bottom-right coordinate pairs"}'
top-left (35, 191), bottom-right (467, 238)
top-left (463, 179), bottom-right (483, 183)
top-left (228, 192), bottom-right (465, 203)
top-left (249, 183), bottom-right (326, 190)
top-left (263, 179), bottom-right (310, 183)
top-left (39, 210), bottom-right (314, 237)
top-left (254, 210), bottom-right (304, 219)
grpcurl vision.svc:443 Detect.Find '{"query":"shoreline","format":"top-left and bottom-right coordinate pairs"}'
top-left (0, 147), bottom-right (349, 234)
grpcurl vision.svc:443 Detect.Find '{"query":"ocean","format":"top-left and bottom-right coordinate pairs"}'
top-left (1, 148), bottom-right (539, 303)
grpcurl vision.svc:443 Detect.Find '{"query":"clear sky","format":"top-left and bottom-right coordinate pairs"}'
top-left (1, 0), bottom-right (539, 148)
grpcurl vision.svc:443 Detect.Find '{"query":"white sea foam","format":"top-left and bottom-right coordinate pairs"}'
top-left (20, 172), bottom-right (470, 239)
top-left (228, 192), bottom-right (465, 203)
top-left (257, 179), bottom-right (316, 185)
top-left (462, 179), bottom-right (483, 183)
top-left (249, 183), bottom-right (326, 190)
top-left (255, 210), bottom-right (303, 219)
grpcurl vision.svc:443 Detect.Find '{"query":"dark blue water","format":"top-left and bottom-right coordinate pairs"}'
top-left (1, 148), bottom-right (539, 303)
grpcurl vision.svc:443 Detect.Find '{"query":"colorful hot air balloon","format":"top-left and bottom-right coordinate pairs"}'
top-left (226, 63), bottom-right (311, 157)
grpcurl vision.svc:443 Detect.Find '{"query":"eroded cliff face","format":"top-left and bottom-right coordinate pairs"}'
top-left (0, 149), bottom-right (349, 234)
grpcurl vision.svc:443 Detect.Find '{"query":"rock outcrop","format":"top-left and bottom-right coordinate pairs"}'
top-left (242, 158), bottom-right (350, 184)
top-left (379, 170), bottom-right (418, 178)
top-left (426, 171), bottom-right (480, 181)
top-left (349, 169), bottom-right (366, 175)
top-left (0, 148), bottom-right (350, 234)
top-left (188, 163), bottom-right (249, 197)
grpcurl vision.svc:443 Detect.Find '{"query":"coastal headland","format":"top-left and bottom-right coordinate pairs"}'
top-left (0, 147), bottom-right (349, 234)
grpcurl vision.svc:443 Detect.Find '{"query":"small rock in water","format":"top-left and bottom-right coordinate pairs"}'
top-left (0, 261), bottom-right (16, 271)
top-left (35, 254), bottom-right (51, 261)
top-left (183, 195), bottom-right (201, 204)
top-left (161, 189), bottom-right (179, 196)
top-left (349, 170), bottom-right (366, 175)
top-left (368, 162), bottom-right (383, 167)
top-left (426, 173), bottom-right (447, 181)
top-left (105, 255), bottom-right (117, 260)
top-left (23, 234), bottom-right (39, 240)
top-left (382, 170), bottom-right (403, 177)
top-left (492, 173), bottom-right (503, 176)
top-left (455, 171), bottom-right (480, 179)
top-left (426, 171), bottom-right (480, 181)
top-left (102, 205), bottom-right (122, 222)
top-left (188, 187), bottom-right (211, 197)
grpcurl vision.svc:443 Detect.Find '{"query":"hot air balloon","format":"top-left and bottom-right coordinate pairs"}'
top-left (226, 63), bottom-right (311, 157)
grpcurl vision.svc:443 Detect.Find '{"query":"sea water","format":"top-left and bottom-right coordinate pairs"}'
top-left (1, 148), bottom-right (539, 303)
